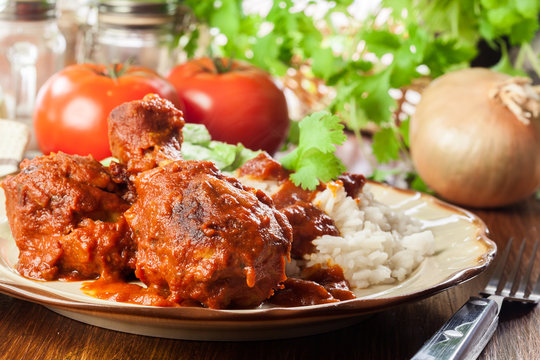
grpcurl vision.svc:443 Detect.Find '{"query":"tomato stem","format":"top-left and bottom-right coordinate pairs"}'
top-left (106, 58), bottom-right (134, 80)
top-left (211, 57), bottom-right (233, 74)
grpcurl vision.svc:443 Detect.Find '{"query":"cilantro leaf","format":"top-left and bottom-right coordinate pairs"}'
top-left (311, 47), bottom-right (345, 81)
top-left (515, 0), bottom-right (540, 18)
top-left (280, 112), bottom-right (347, 190)
top-left (355, 69), bottom-right (396, 125)
top-left (297, 112), bottom-right (347, 154)
top-left (491, 43), bottom-right (528, 76)
top-left (209, 0), bottom-right (241, 39)
top-left (409, 173), bottom-right (434, 194)
top-left (372, 127), bottom-right (400, 163)
top-left (288, 149), bottom-right (347, 190)
top-left (509, 18), bottom-right (539, 45)
top-left (398, 118), bottom-right (410, 148)
top-left (360, 29), bottom-right (402, 56)
top-left (370, 168), bottom-right (402, 183)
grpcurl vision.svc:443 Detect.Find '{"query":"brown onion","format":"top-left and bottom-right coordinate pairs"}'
top-left (410, 68), bottom-right (540, 208)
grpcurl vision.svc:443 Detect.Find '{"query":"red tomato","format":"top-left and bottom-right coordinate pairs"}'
top-left (34, 63), bottom-right (182, 160)
top-left (167, 58), bottom-right (289, 155)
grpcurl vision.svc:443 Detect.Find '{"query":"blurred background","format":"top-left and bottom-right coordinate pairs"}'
top-left (1, 0), bottom-right (539, 201)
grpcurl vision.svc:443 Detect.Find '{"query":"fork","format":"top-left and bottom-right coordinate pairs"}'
top-left (411, 238), bottom-right (540, 360)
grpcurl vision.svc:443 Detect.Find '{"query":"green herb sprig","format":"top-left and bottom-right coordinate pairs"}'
top-left (180, 0), bottom-right (540, 189)
top-left (280, 112), bottom-right (346, 190)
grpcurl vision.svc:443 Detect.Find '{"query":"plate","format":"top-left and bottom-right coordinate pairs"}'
top-left (0, 182), bottom-right (496, 341)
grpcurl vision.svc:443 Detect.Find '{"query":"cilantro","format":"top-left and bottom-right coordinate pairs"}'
top-left (372, 127), bottom-right (400, 164)
top-left (491, 43), bottom-right (528, 76)
top-left (398, 118), bottom-right (410, 148)
top-left (280, 112), bottom-right (346, 190)
top-left (281, 119), bottom-right (300, 149)
top-left (408, 174), bottom-right (434, 195)
top-left (370, 168), bottom-right (402, 183)
top-left (370, 119), bottom-right (411, 164)
top-left (179, 0), bottom-right (540, 192)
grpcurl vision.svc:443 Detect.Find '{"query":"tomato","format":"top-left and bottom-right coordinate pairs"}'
top-left (34, 63), bottom-right (182, 160)
top-left (167, 58), bottom-right (289, 155)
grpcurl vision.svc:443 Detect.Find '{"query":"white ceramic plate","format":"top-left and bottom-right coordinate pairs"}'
top-left (0, 182), bottom-right (496, 341)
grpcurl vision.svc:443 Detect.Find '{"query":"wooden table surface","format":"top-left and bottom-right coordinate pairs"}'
top-left (1, 195), bottom-right (539, 360)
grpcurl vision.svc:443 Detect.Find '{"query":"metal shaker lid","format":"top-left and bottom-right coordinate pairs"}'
top-left (0, 0), bottom-right (56, 21)
top-left (98, 0), bottom-right (179, 27)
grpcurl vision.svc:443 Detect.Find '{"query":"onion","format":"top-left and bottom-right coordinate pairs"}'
top-left (410, 68), bottom-right (540, 208)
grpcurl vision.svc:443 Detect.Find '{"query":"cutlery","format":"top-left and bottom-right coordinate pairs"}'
top-left (411, 238), bottom-right (539, 360)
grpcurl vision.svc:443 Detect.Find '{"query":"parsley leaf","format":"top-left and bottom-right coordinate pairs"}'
top-left (280, 112), bottom-right (346, 190)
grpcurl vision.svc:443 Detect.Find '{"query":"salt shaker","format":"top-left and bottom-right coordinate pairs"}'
top-left (0, 0), bottom-right (66, 129)
top-left (56, 0), bottom-right (95, 65)
top-left (83, 0), bottom-right (182, 75)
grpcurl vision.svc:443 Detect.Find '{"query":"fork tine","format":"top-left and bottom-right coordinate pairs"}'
top-left (489, 238), bottom-right (513, 295)
top-left (521, 240), bottom-right (539, 298)
top-left (530, 271), bottom-right (540, 303)
top-left (506, 239), bottom-right (526, 297)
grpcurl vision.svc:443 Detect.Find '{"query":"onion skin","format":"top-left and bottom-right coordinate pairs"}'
top-left (410, 68), bottom-right (540, 208)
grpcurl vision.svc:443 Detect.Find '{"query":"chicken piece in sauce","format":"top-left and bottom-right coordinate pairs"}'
top-left (124, 160), bottom-right (293, 309)
top-left (108, 94), bottom-right (184, 174)
top-left (1, 153), bottom-right (135, 281)
top-left (238, 153), bottom-right (367, 259)
top-left (237, 153), bottom-right (364, 306)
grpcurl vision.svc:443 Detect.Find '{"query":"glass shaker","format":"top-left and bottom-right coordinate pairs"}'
top-left (0, 0), bottom-right (66, 130)
top-left (56, 0), bottom-right (95, 65)
top-left (83, 0), bottom-right (181, 76)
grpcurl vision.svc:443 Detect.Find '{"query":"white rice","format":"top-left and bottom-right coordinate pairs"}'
top-left (307, 182), bottom-right (434, 290)
top-left (237, 175), bottom-right (435, 291)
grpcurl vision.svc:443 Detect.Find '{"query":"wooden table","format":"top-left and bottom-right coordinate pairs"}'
top-left (1, 196), bottom-right (539, 360)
